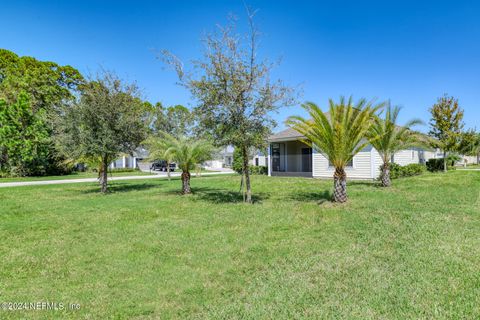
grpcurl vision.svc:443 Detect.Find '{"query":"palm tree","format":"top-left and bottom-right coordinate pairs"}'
top-left (368, 104), bottom-right (424, 187)
top-left (148, 133), bottom-right (215, 194)
top-left (286, 97), bottom-right (383, 203)
top-left (144, 136), bottom-right (175, 180)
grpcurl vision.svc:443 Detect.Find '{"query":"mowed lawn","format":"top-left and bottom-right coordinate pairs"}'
top-left (0, 172), bottom-right (479, 319)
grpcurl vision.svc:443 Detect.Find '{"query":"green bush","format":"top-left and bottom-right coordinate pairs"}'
top-left (232, 148), bottom-right (267, 175)
top-left (87, 167), bottom-right (140, 173)
top-left (402, 163), bottom-right (426, 177)
top-left (232, 148), bottom-right (243, 174)
top-left (426, 158), bottom-right (455, 172)
top-left (250, 165), bottom-right (267, 175)
top-left (386, 163), bottom-right (403, 179)
top-left (381, 163), bottom-right (426, 179)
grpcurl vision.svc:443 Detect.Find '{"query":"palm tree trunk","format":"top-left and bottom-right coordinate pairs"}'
top-left (181, 170), bottom-right (191, 194)
top-left (380, 162), bottom-right (391, 187)
top-left (167, 160), bottom-right (171, 181)
top-left (333, 167), bottom-right (347, 203)
top-left (242, 146), bottom-right (252, 203)
top-left (100, 157), bottom-right (108, 193)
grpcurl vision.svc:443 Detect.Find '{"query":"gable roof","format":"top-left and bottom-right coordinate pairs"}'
top-left (268, 127), bottom-right (305, 142)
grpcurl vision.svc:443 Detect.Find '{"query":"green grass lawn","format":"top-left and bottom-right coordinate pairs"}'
top-left (0, 169), bottom-right (219, 183)
top-left (0, 172), bottom-right (479, 319)
top-left (0, 170), bottom-right (152, 183)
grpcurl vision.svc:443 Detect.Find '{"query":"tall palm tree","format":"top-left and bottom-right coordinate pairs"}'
top-left (286, 97), bottom-right (383, 203)
top-left (368, 104), bottom-right (424, 187)
top-left (148, 133), bottom-right (215, 194)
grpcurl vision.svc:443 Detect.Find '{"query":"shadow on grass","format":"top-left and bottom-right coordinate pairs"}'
top-left (162, 186), bottom-right (269, 204)
top-left (349, 180), bottom-right (381, 188)
top-left (80, 181), bottom-right (161, 194)
top-left (290, 190), bottom-right (332, 205)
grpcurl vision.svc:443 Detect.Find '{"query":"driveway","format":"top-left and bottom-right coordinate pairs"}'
top-left (0, 170), bottom-right (235, 188)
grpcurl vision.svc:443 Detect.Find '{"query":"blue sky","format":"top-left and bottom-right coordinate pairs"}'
top-left (1, 0), bottom-right (479, 132)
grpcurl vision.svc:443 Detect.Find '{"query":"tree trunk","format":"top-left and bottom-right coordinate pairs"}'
top-left (242, 146), bottom-right (252, 203)
top-left (167, 160), bottom-right (171, 181)
top-left (380, 162), bottom-right (391, 187)
top-left (333, 167), bottom-right (347, 203)
top-left (181, 170), bottom-right (191, 194)
top-left (100, 158), bottom-right (108, 193)
top-left (443, 151), bottom-right (447, 172)
top-left (98, 165), bottom-right (104, 186)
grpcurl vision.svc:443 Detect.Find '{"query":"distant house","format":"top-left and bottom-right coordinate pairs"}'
top-left (267, 127), bottom-right (441, 180)
top-left (110, 148), bottom-right (149, 171)
top-left (203, 146), bottom-right (234, 169)
top-left (251, 151), bottom-right (267, 167)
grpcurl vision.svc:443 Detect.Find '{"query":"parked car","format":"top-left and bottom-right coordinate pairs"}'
top-left (151, 160), bottom-right (176, 172)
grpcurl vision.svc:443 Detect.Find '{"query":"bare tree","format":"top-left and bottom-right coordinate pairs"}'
top-left (161, 8), bottom-right (297, 203)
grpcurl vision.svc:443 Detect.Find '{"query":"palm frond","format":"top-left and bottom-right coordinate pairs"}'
top-left (287, 96), bottom-right (381, 169)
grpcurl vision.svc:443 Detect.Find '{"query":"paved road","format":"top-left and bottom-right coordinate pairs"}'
top-left (0, 171), bottom-right (235, 188)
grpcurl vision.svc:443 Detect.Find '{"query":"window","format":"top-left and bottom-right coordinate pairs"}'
top-left (328, 158), bottom-right (353, 167)
top-left (412, 150), bottom-right (415, 160)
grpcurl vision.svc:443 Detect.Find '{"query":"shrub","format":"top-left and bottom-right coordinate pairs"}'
top-left (387, 163), bottom-right (403, 179)
top-left (250, 166), bottom-right (267, 175)
top-left (402, 163), bottom-right (426, 177)
top-left (380, 163), bottom-right (426, 179)
top-left (426, 158), bottom-right (455, 172)
top-left (232, 148), bottom-right (243, 174)
top-left (86, 167), bottom-right (140, 173)
top-left (232, 148), bottom-right (267, 175)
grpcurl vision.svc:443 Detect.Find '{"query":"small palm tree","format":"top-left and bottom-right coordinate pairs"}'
top-left (148, 133), bottom-right (215, 194)
top-left (286, 97), bottom-right (383, 203)
top-left (368, 104), bottom-right (424, 187)
top-left (144, 136), bottom-right (175, 180)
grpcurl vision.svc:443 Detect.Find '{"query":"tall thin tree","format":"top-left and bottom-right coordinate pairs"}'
top-left (429, 95), bottom-right (464, 172)
top-left (161, 9), bottom-right (296, 203)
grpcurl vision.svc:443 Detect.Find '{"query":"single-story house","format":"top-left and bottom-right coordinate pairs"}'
top-left (267, 127), bottom-right (439, 180)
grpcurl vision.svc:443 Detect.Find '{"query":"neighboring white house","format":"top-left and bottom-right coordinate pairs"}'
top-left (203, 145), bottom-right (234, 170)
top-left (251, 151), bottom-right (267, 167)
top-left (267, 127), bottom-right (439, 180)
top-left (110, 148), bottom-right (149, 170)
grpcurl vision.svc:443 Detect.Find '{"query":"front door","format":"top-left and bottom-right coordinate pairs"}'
top-left (301, 148), bottom-right (312, 172)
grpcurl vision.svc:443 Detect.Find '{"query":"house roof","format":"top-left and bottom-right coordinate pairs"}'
top-left (268, 127), bottom-right (305, 142)
top-left (269, 113), bottom-right (330, 142)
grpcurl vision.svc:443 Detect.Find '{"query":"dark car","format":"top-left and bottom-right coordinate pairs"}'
top-left (151, 160), bottom-right (176, 172)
